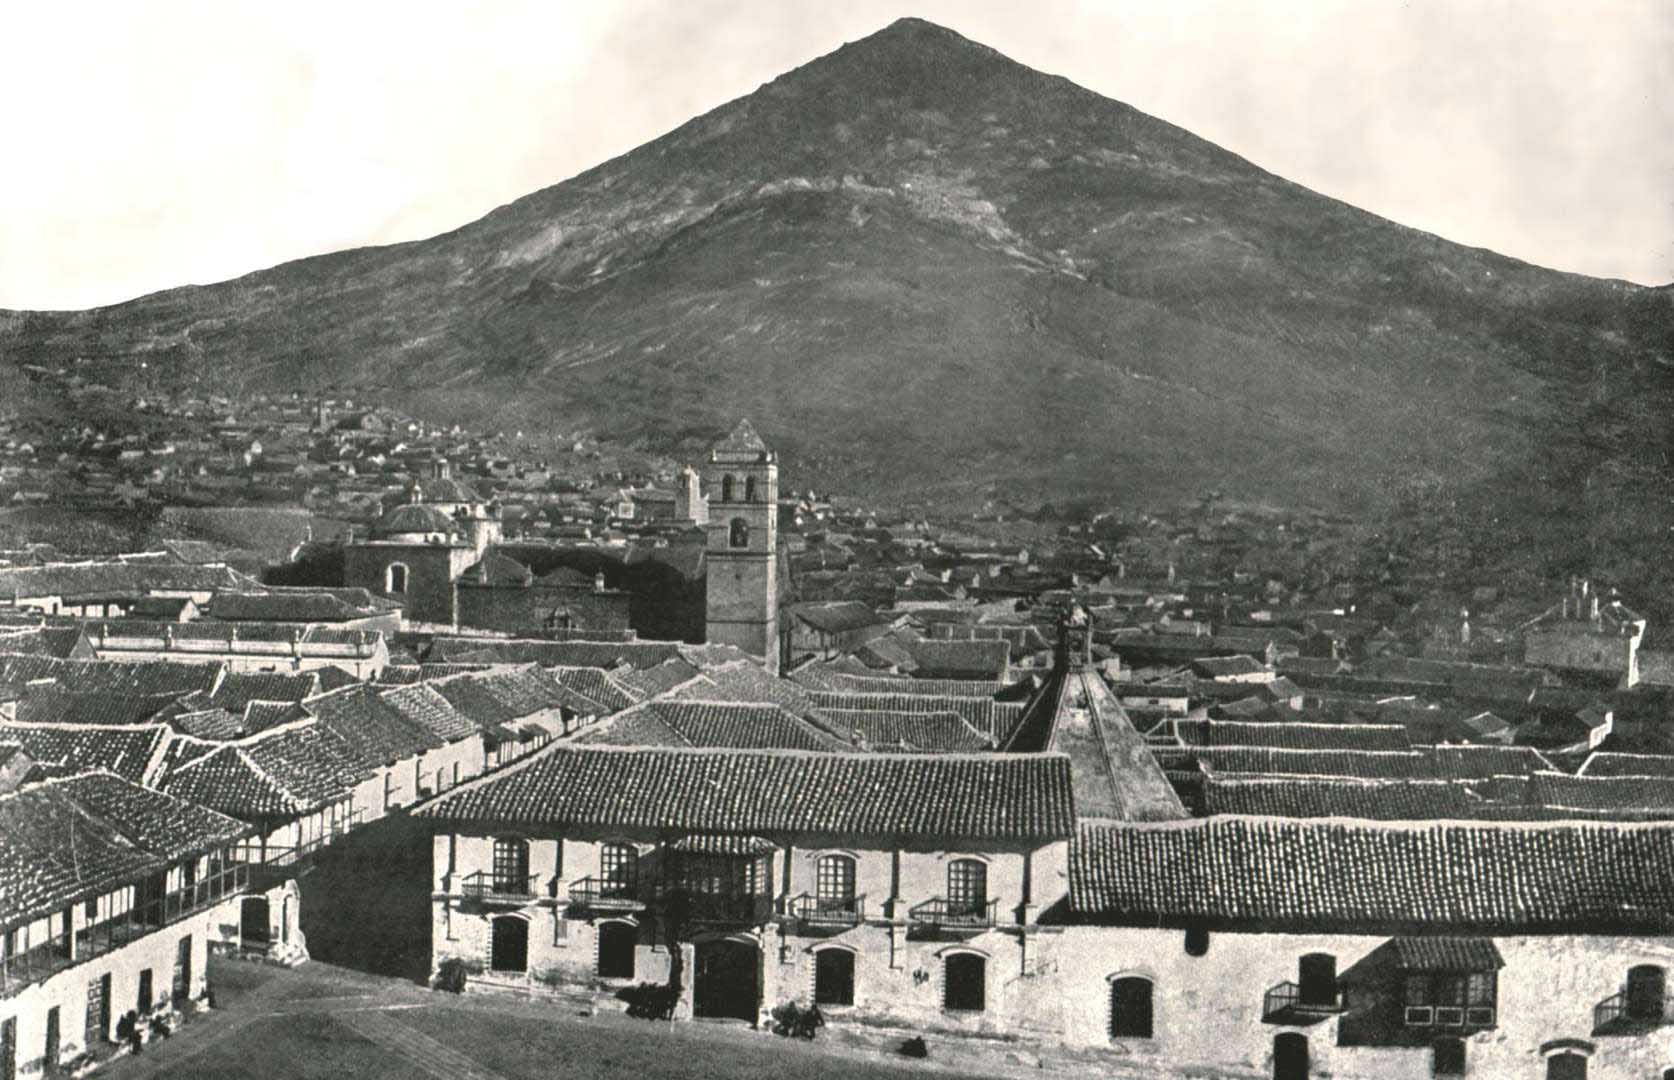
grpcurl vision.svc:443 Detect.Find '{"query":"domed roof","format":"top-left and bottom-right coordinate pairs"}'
top-left (374, 503), bottom-right (462, 539)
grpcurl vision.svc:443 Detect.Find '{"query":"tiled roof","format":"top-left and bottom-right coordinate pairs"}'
top-left (576, 702), bottom-right (850, 752)
top-left (203, 592), bottom-right (382, 623)
top-left (662, 661), bottom-right (818, 715)
top-left (1202, 777), bottom-right (1497, 821)
top-left (0, 561), bottom-right (251, 602)
top-left (0, 771), bottom-right (250, 927)
top-left (1175, 720), bottom-right (1411, 752)
top-left (379, 684), bottom-right (480, 743)
top-left (806, 691), bottom-right (1024, 743)
top-left (1070, 817), bottom-right (1674, 932)
top-left (165, 707), bottom-right (247, 741)
top-left (1394, 937), bottom-right (1504, 971)
top-left (0, 654), bottom-right (224, 697)
top-left (460, 552), bottom-right (533, 587)
top-left (303, 685), bottom-right (442, 767)
top-left (906, 638), bottom-right (1011, 676)
top-left (373, 503), bottom-right (463, 538)
top-left (1528, 773), bottom-right (1674, 817)
top-left (1426, 744), bottom-right (1555, 779)
top-left (418, 746), bottom-right (1076, 842)
top-left (375, 663), bottom-right (492, 685)
top-left (0, 722), bottom-right (168, 783)
top-left (208, 671), bottom-right (320, 713)
top-left (1196, 747), bottom-right (1429, 779)
top-left (428, 637), bottom-right (682, 669)
top-left (1580, 753), bottom-right (1674, 779)
top-left (160, 722), bottom-right (372, 819)
top-left (610, 659), bottom-right (701, 700)
top-left (788, 602), bottom-right (886, 635)
top-left (431, 667), bottom-right (575, 728)
top-left (1191, 655), bottom-right (1267, 677)
top-left (13, 688), bottom-right (177, 727)
top-left (815, 708), bottom-right (994, 753)
top-left (546, 666), bottom-right (640, 713)
top-left (790, 669), bottom-right (1008, 697)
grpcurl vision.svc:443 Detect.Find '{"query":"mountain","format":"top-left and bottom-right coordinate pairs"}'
top-left (3, 20), bottom-right (1671, 554)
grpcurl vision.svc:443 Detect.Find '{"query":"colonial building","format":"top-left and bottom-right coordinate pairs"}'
top-left (1524, 580), bottom-right (1647, 689)
top-left (0, 771), bottom-right (286, 1079)
top-left (702, 422), bottom-right (780, 674)
top-left (419, 746), bottom-right (1074, 1027)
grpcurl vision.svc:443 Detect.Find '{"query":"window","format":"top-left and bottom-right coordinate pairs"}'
top-left (137, 968), bottom-right (153, 1013)
top-left (386, 562), bottom-right (409, 594)
top-left (816, 855), bottom-right (857, 913)
top-left (1110, 976), bottom-right (1155, 1039)
top-left (1184, 925), bottom-right (1210, 957)
top-left (943, 953), bottom-right (985, 1012)
top-left (1627, 965), bottom-right (1666, 1021)
top-left (600, 843), bottom-right (637, 898)
top-left (1433, 1037), bottom-right (1466, 1076)
top-left (721, 475), bottom-right (735, 503)
top-left (1547, 1052), bottom-right (1587, 1080)
top-left (947, 859), bottom-right (987, 918)
top-left (729, 518), bottom-right (750, 548)
top-left (744, 476), bottom-right (758, 503)
top-left (492, 837), bottom-right (530, 894)
top-left (815, 948), bottom-right (855, 1007)
top-left (1404, 970), bottom-right (1497, 1027)
top-left (1297, 953), bottom-right (1337, 1008)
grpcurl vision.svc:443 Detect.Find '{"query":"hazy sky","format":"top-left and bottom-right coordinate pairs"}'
top-left (1, 0), bottom-right (1668, 310)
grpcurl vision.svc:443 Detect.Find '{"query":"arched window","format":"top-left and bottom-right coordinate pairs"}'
top-left (1184, 925), bottom-right (1210, 957)
top-left (600, 843), bottom-right (637, 899)
top-left (386, 562), bottom-right (409, 594)
top-left (729, 518), bottom-right (750, 548)
top-left (814, 948), bottom-right (855, 1007)
top-left (943, 953), bottom-right (985, 1012)
top-left (744, 476), bottom-right (758, 503)
top-left (816, 854), bottom-right (857, 915)
top-left (1433, 1038), bottom-right (1466, 1076)
top-left (492, 837), bottom-right (529, 894)
top-left (1273, 1032), bottom-right (1309, 1080)
top-left (1109, 976), bottom-right (1154, 1039)
top-left (1547, 1052), bottom-right (1587, 1080)
top-left (721, 475), bottom-right (735, 503)
top-left (946, 859), bottom-right (988, 920)
top-left (1627, 965), bottom-right (1666, 1021)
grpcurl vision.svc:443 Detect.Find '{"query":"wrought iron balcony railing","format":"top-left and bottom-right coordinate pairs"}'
top-left (788, 893), bottom-right (866, 925)
top-left (567, 876), bottom-right (645, 911)
top-left (908, 896), bottom-right (998, 931)
top-left (1263, 980), bottom-right (1345, 1022)
top-left (460, 871), bottom-right (543, 903)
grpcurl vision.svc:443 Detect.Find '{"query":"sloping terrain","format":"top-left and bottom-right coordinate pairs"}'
top-left (2, 19), bottom-right (1669, 530)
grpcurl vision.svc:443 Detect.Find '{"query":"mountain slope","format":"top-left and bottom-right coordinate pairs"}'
top-left (3, 18), bottom-right (1670, 528)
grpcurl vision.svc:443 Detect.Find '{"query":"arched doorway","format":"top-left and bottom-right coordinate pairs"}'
top-left (1274, 1032), bottom-right (1309, 1080)
top-left (1547, 1052), bottom-right (1587, 1080)
top-left (1110, 976), bottom-right (1155, 1039)
top-left (597, 921), bottom-right (636, 980)
top-left (490, 916), bottom-right (528, 974)
top-left (814, 948), bottom-right (855, 1007)
top-left (241, 897), bottom-right (270, 949)
top-left (693, 938), bottom-right (760, 1021)
top-left (943, 952), bottom-right (986, 1012)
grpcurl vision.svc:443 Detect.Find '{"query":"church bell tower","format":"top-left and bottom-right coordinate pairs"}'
top-left (703, 419), bottom-right (779, 672)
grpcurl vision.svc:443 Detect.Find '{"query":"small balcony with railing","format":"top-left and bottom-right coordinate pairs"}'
top-left (1594, 968), bottom-right (1669, 1036)
top-left (907, 896), bottom-right (998, 935)
top-left (567, 876), bottom-right (646, 913)
top-left (1262, 980), bottom-right (1346, 1025)
top-left (787, 892), bottom-right (867, 930)
top-left (460, 872), bottom-right (544, 905)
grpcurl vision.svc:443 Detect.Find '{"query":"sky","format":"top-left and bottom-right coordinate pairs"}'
top-left (0, 0), bottom-right (1668, 310)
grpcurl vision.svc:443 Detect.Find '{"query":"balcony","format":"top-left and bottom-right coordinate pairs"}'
top-left (908, 897), bottom-right (998, 933)
top-left (1263, 981), bottom-right (1345, 1024)
top-left (788, 893), bottom-right (867, 927)
top-left (657, 888), bottom-right (775, 927)
top-left (460, 872), bottom-right (543, 904)
top-left (567, 876), bottom-right (645, 912)
top-left (0, 862), bottom-right (247, 999)
top-left (1593, 990), bottom-right (1668, 1036)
